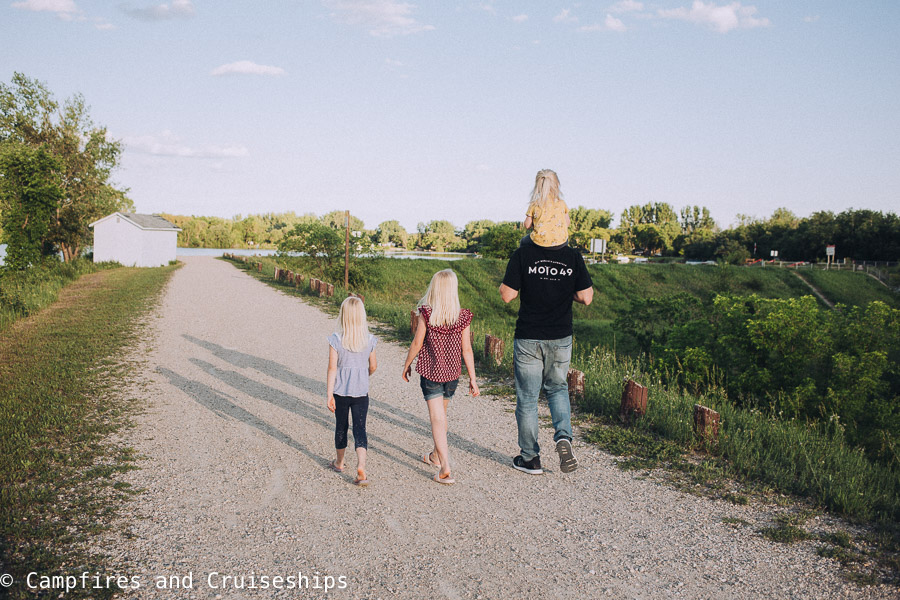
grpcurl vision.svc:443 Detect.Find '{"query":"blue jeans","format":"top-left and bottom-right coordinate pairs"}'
top-left (514, 337), bottom-right (573, 461)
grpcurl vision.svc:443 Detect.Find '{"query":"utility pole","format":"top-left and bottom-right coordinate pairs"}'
top-left (344, 210), bottom-right (350, 289)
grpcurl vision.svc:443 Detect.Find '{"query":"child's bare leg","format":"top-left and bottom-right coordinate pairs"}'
top-left (355, 447), bottom-right (367, 479)
top-left (334, 447), bottom-right (346, 469)
top-left (432, 397), bottom-right (451, 463)
top-left (427, 397), bottom-right (451, 476)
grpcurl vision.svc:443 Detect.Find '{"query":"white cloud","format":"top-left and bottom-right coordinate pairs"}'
top-left (95, 21), bottom-right (115, 30)
top-left (610, 0), bottom-right (643, 13)
top-left (124, 131), bottom-right (249, 159)
top-left (476, 164), bottom-right (491, 172)
top-left (658, 1), bottom-right (770, 33)
top-left (385, 58), bottom-right (403, 67)
top-left (804, 15), bottom-right (820, 23)
top-left (512, 14), bottom-right (528, 23)
top-left (210, 61), bottom-right (286, 77)
top-left (121, 0), bottom-right (195, 21)
top-left (553, 8), bottom-right (577, 23)
top-left (325, 0), bottom-right (435, 38)
top-left (580, 14), bottom-right (626, 32)
top-left (12, 0), bottom-right (78, 17)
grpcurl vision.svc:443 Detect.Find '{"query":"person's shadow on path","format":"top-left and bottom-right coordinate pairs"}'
top-left (182, 335), bottom-right (511, 468)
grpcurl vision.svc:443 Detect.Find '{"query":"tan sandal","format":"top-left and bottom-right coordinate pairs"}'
top-left (423, 452), bottom-right (440, 467)
top-left (433, 471), bottom-right (455, 485)
top-left (354, 469), bottom-right (369, 487)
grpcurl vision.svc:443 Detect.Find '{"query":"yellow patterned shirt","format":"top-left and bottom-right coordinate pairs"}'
top-left (527, 199), bottom-right (569, 247)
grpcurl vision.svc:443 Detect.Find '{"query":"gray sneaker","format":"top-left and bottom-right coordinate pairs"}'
top-left (556, 438), bottom-right (578, 473)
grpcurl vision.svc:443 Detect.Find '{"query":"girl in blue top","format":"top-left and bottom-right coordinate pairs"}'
top-left (326, 296), bottom-right (377, 486)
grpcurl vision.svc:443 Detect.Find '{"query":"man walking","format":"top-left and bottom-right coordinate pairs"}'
top-left (499, 243), bottom-right (593, 474)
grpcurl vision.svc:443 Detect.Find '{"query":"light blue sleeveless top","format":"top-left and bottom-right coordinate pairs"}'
top-left (328, 332), bottom-right (376, 397)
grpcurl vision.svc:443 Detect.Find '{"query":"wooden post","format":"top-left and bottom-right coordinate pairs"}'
top-left (326, 283), bottom-right (334, 297)
top-left (344, 210), bottom-right (350, 291)
top-left (567, 368), bottom-right (585, 401)
top-left (274, 267), bottom-right (280, 281)
top-left (257, 262), bottom-right (262, 272)
top-left (693, 404), bottom-right (720, 442)
top-left (619, 379), bottom-right (648, 422)
top-left (484, 334), bottom-right (504, 366)
top-left (310, 278), bottom-right (318, 292)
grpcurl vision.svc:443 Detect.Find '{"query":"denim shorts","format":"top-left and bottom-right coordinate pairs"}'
top-left (420, 376), bottom-right (458, 401)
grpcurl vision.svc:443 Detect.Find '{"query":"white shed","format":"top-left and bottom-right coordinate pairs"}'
top-left (89, 212), bottom-right (181, 267)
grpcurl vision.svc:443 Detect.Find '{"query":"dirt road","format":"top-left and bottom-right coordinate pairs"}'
top-left (103, 256), bottom-right (887, 599)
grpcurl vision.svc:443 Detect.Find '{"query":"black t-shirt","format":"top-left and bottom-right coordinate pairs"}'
top-left (502, 244), bottom-right (593, 340)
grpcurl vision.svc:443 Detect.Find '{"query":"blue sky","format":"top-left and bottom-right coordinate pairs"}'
top-left (2, 1), bottom-right (898, 232)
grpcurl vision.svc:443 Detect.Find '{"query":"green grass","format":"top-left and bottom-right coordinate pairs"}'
top-left (227, 255), bottom-right (900, 525)
top-left (0, 263), bottom-right (178, 600)
top-left (0, 258), bottom-right (122, 332)
top-left (796, 268), bottom-right (900, 309)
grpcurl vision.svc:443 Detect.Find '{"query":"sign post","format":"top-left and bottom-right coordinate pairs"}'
top-left (344, 210), bottom-right (350, 289)
top-left (590, 238), bottom-right (607, 260)
top-left (826, 245), bottom-right (835, 270)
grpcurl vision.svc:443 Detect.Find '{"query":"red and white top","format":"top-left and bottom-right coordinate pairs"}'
top-left (415, 305), bottom-right (473, 383)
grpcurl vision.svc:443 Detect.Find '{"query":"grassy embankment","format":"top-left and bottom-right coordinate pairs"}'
top-left (0, 258), bottom-right (123, 332)
top-left (0, 263), bottom-right (178, 599)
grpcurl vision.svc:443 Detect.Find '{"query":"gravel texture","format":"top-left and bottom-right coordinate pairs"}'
top-left (100, 256), bottom-right (892, 599)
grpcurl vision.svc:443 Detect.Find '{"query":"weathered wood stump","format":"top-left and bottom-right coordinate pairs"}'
top-left (619, 379), bottom-right (648, 422)
top-left (274, 267), bottom-right (281, 281)
top-left (310, 278), bottom-right (319, 292)
top-left (257, 262), bottom-right (262, 272)
top-left (484, 334), bottom-right (504, 366)
top-left (326, 283), bottom-right (334, 297)
top-left (693, 404), bottom-right (720, 442)
top-left (567, 368), bottom-right (585, 401)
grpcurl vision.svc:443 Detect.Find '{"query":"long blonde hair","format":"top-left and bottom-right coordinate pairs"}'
top-left (338, 296), bottom-right (369, 352)
top-left (528, 169), bottom-right (563, 210)
top-left (418, 269), bottom-right (461, 328)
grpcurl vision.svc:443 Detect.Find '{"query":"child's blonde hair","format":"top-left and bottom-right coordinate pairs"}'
top-left (338, 296), bottom-right (369, 352)
top-left (528, 169), bottom-right (563, 210)
top-left (418, 269), bottom-right (461, 328)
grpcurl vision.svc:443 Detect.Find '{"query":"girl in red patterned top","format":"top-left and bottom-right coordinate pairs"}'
top-left (402, 269), bottom-right (479, 485)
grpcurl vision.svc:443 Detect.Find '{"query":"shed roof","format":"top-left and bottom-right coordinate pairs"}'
top-left (90, 212), bottom-right (181, 231)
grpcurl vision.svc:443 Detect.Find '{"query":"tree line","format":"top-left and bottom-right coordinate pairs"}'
top-left (0, 73), bottom-right (131, 270)
top-left (168, 204), bottom-right (899, 263)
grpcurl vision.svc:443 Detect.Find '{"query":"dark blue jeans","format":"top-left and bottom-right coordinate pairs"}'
top-left (334, 394), bottom-right (369, 450)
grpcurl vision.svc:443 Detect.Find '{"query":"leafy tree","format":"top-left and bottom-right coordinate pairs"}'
top-left (375, 220), bottom-right (408, 247)
top-left (0, 146), bottom-right (62, 270)
top-left (0, 73), bottom-right (131, 261)
top-left (414, 220), bottom-right (460, 251)
top-left (620, 202), bottom-right (679, 254)
top-left (321, 210), bottom-right (365, 232)
top-left (480, 223), bottom-right (521, 258)
top-left (679, 205), bottom-right (716, 234)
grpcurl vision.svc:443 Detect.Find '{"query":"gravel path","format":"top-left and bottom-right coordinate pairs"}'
top-left (103, 256), bottom-right (890, 599)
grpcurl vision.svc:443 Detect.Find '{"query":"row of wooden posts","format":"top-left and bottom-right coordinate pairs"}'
top-left (224, 254), bottom-right (721, 443)
top-left (460, 321), bottom-right (720, 442)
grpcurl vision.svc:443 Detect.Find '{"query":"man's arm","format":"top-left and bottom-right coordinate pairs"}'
top-left (499, 283), bottom-right (518, 303)
top-left (573, 286), bottom-right (593, 306)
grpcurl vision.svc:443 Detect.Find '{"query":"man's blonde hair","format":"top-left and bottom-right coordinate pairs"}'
top-left (528, 169), bottom-right (564, 210)
top-left (419, 269), bottom-right (461, 328)
top-left (338, 296), bottom-right (369, 352)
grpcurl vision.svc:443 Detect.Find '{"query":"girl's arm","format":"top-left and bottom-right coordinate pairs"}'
top-left (368, 348), bottom-right (377, 375)
top-left (461, 325), bottom-right (479, 397)
top-left (523, 215), bottom-right (533, 230)
top-left (326, 346), bottom-right (338, 412)
top-left (402, 314), bottom-right (427, 381)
